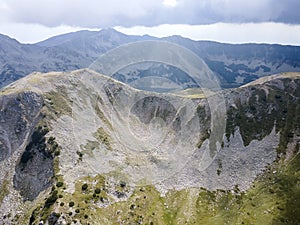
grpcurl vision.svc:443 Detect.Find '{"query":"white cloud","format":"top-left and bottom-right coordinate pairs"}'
top-left (213, 0), bottom-right (274, 20)
top-left (116, 23), bottom-right (300, 46)
top-left (0, 0), bottom-right (299, 45)
top-left (0, 0), bottom-right (299, 28)
top-left (163, 0), bottom-right (178, 8)
top-left (1, 21), bottom-right (300, 46)
top-left (0, 0), bottom-right (162, 27)
top-left (0, 22), bottom-right (90, 43)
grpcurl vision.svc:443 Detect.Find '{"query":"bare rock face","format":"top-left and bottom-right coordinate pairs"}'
top-left (0, 91), bottom-right (55, 203)
top-left (130, 96), bottom-right (181, 132)
top-left (13, 125), bottom-right (54, 201)
top-left (0, 92), bottom-right (44, 161)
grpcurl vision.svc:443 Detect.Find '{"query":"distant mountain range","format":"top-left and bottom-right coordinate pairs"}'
top-left (1, 28), bottom-right (300, 89)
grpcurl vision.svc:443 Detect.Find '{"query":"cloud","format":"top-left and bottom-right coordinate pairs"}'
top-left (0, 22), bottom-right (88, 43)
top-left (0, 0), bottom-right (299, 28)
top-left (0, 0), bottom-right (161, 27)
top-left (116, 23), bottom-right (300, 46)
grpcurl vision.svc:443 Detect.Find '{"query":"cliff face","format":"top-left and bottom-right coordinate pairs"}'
top-left (0, 91), bottom-right (55, 220)
top-left (0, 70), bottom-right (299, 224)
top-left (0, 92), bottom-right (43, 161)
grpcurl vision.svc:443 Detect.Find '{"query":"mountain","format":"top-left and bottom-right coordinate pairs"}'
top-left (1, 29), bottom-right (300, 89)
top-left (0, 34), bottom-right (84, 88)
top-left (0, 34), bottom-right (40, 87)
top-left (37, 28), bottom-right (152, 60)
top-left (163, 35), bottom-right (300, 87)
top-left (0, 69), bottom-right (299, 224)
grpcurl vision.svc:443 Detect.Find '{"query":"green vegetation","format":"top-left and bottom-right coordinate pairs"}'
top-left (56, 182), bottom-right (63, 188)
top-left (173, 88), bottom-right (206, 99)
top-left (217, 159), bottom-right (222, 176)
top-left (25, 144), bottom-right (299, 225)
top-left (26, 125), bottom-right (61, 160)
top-left (94, 96), bottom-right (113, 130)
top-left (226, 79), bottom-right (300, 152)
top-left (94, 127), bottom-right (112, 150)
top-left (81, 183), bottom-right (88, 191)
top-left (20, 125), bottom-right (50, 166)
top-left (81, 140), bottom-right (99, 153)
top-left (196, 105), bottom-right (210, 148)
top-left (44, 190), bottom-right (58, 209)
top-left (80, 127), bottom-right (112, 156)
top-left (18, 121), bottom-right (63, 225)
top-left (44, 91), bottom-right (72, 116)
top-left (196, 130), bottom-right (210, 148)
top-left (0, 178), bottom-right (9, 205)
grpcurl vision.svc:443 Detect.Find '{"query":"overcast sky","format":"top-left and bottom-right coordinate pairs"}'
top-left (0, 0), bottom-right (300, 45)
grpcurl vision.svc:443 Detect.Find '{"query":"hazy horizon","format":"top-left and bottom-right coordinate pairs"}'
top-left (0, 0), bottom-right (299, 45)
top-left (1, 23), bottom-right (300, 47)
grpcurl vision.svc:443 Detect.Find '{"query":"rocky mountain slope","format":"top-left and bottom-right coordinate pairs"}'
top-left (1, 29), bottom-right (300, 89)
top-left (0, 69), bottom-right (299, 224)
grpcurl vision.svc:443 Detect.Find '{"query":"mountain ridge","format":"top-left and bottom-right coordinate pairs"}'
top-left (1, 28), bottom-right (300, 89)
top-left (0, 69), bottom-right (299, 224)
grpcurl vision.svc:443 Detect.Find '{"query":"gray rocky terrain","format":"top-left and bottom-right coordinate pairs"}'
top-left (0, 69), bottom-right (299, 224)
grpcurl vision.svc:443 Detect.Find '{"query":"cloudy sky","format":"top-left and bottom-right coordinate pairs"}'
top-left (0, 0), bottom-right (300, 45)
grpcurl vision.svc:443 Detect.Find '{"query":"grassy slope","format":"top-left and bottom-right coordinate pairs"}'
top-left (25, 149), bottom-right (299, 225)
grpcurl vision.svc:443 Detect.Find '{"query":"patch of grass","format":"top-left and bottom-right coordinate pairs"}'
top-left (94, 98), bottom-right (113, 130)
top-left (44, 91), bottom-right (72, 116)
top-left (173, 88), bottom-right (206, 99)
top-left (93, 127), bottom-right (112, 151)
top-left (191, 152), bottom-right (300, 225)
top-left (0, 178), bottom-right (9, 205)
top-left (25, 150), bottom-right (300, 225)
top-left (81, 140), bottom-right (99, 153)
